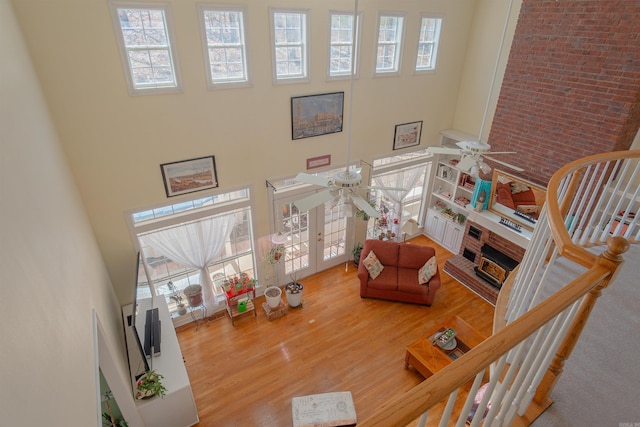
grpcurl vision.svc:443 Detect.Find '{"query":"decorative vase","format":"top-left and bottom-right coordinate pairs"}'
top-left (285, 282), bottom-right (303, 308)
top-left (264, 286), bottom-right (282, 309)
top-left (183, 284), bottom-right (203, 307)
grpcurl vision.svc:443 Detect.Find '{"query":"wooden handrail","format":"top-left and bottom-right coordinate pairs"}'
top-left (546, 150), bottom-right (640, 268)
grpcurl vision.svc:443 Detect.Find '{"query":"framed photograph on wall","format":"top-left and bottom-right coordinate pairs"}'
top-left (160, 155), bottom-right (218, 197)
top-left (291, 92), bottom-right (344, 140)
top-left (393, 121), bottom-right (423, 150)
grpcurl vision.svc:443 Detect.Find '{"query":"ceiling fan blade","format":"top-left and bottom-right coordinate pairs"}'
top-left (351, 194), bottom-right (381, 219)
top-left (294, 173), bottom-right (332, 187)
top-left (427, 146), bottom-right (460, 155)
top-left (293, 190), bottom-right (336, 212)
top-left (362, 185), bottom-right (407, 191)
top-left (483, 155), bottom-right (525, 172)
top-left (457, 156), bottom-right (476, 172)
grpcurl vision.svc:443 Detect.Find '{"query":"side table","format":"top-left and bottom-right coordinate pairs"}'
top-left (224, 287), bottom-right (257, 326)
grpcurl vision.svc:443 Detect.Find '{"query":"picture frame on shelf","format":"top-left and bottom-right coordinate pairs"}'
top-left (291, 92), bottom-right (344, 140)
top-left (393, 121), bottom-right (423, 150)
top-left (160, 155), bottom-right (218, 198)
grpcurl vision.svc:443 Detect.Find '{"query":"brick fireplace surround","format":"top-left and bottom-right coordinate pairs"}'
top-left (444, 221), bottom-right (525, 305)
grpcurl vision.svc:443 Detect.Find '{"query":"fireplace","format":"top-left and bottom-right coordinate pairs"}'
top-left (474, 244), bottom-right (519, 289)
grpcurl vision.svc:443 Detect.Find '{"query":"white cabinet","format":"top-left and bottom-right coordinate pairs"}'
top-left (123, 298), bottom-right (199, 427)
top-left (425, 208), bottom-right (465, 254)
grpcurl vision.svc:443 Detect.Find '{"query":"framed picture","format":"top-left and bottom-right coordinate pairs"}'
top-left (306, 154), bottom-right (331, 170)
top-left (393, 121), bottom-right (423, 150)
top-left (291, 92), bottom-right (344, 140)
top-left (160, 156), bottom-right (218, 198)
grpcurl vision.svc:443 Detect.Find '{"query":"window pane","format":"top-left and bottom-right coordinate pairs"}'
top-left (200, 7), bottom-right (249, 85)
top-left (272, 10), bottom-right (307, 80)
top-left (416, 17), bottom-right (442, 71)
top-left (112, 4), bottom-right (180, 92)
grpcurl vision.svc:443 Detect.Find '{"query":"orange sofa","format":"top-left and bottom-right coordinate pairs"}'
top-left (357, 239), bottom-right (441, 306)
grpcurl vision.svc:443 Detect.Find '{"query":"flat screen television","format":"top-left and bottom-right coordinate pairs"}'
top-left (125, 252), bottom-right (150, 385)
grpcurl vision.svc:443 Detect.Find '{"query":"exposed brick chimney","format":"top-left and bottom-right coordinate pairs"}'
top-left (488, 0), bottom-right (640, 185)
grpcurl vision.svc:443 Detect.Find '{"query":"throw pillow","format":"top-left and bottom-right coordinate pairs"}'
top-left (418, 256), bottom-right (438, 285)
top-left (363, 250), bottom-right (384, 280)
top-left (510, 181), bottom-right (531, 194)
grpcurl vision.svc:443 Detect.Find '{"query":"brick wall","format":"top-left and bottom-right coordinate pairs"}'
top-left (487, 0), bottom-right (640, 185)
top-left (459, 220), bottom-right (526, 264)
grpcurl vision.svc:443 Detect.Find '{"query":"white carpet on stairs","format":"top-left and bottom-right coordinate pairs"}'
top-left (532, 243), bottom-right (640, 427)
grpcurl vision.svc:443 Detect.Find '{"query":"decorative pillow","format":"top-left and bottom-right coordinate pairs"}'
top-left (516, 204), bottom-right (539, 214)
top-left (510, 181), bottom-right (531, 194)
top-left (418, 256), bottom-right (438, 285)
top-left (363, 250), bottom-right (384, 280)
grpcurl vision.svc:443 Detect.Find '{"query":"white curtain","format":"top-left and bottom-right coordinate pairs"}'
top-left (140, 214), bottom-right (237, 308)
top-left (373, 165), bottom-right (424, 230)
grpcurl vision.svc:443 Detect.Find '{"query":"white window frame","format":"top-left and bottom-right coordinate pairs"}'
top-left (269, 8), bottom-right (310, 84)
top-left (374, 12), bottom-right (406, 76)
top-left (415, 15), bottom-right (443, 73)
top-left (327, 10), bottom-right (362, 80)
top-left (109, 1), bottom-right (182, 95)
top-left (125, 187), bottom-right (258, 317)
top-left (197, 4), bottom-right (252, 90)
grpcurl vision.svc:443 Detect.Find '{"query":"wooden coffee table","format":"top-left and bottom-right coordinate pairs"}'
top-left (405, 315), bottom-right (486, 379)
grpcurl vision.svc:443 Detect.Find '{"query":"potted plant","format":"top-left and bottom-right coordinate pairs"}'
top-left (264, 286), bottom-right (282, 309)
top-left (352, 243), bottom-right (364, 267)
top-left (183, 284), bottom-right (203, 307)
top-left (266, 245), bottom-right (286, 264)
top-left (167, 281), bottom-right (187, 315)
top-left (355, 199), bottom-right (377, 221)
top-left (135, 369), bottom-right (167, 400)
top-left (284, 278), bottom-right (303, 308)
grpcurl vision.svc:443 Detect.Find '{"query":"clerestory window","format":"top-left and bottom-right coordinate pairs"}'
top-left (328, 11), bottom-right (361, 79)
top-left (109, 1), bottom-right (182, 95)
top-left (270, 8), bottom-right (310, 83)
top-left (375, 13), bottom-right (406, 76)
top-left (415, 16), bottom-right (443, 73)
top-left (198, 4), bottom-right (251, 89)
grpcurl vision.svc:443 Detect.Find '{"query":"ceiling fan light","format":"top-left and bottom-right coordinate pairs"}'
top-left (271, 232), bottom-right (287, 245)
top-left (479, 162), bottom-right (492, 174)
top-left (469, 164), bottom-right (480, 178)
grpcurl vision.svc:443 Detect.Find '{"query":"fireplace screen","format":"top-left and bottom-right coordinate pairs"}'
top-left (478, 257), bottom-right (507, 285)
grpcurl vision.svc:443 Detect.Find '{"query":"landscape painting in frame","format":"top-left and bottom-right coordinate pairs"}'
top-left (291, 92), bottom-right (344, 140)
top-left (160, 156), bottom-right (218, 197)
top-left (393, 121), bottom-right (423, 150)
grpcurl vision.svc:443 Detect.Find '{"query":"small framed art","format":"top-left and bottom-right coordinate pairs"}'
top-left (393, 121), bottom-right (423, 150)
top-left (160, 155), bottom-right (218, 198)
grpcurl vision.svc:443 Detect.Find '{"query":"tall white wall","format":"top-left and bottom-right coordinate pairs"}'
top-left (0, 1), bottom-right (130, 425)
top-left (12, 0), bottom-right (479, 304)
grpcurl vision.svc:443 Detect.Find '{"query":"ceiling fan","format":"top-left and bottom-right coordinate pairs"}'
top-left (292, 0), bottom-right (404, 219)
top-left (293, 169), bottom-right (405, 219)
top-left (427, 140), bottom-right (521, 177)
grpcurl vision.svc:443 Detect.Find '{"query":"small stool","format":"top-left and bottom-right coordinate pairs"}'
top-left (292, 391), bottom-right (357, 427)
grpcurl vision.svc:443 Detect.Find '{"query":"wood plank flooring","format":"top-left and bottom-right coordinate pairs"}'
top-left (176, 236), bottom-right (495, 426)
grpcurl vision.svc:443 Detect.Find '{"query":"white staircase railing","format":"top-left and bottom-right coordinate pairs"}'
top-left (359, 150), bottom-right (638, 427)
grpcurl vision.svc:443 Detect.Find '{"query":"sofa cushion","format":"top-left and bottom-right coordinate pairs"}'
top-left (367, 266), bottom-right (398, 291)
top-left (364, 239), bottom-right (400, 266)
top-left (363, 250), bottom-right (384, 279)
top-left (397, 268), bottom-right (426, 294)
top-left (397, 243), bottom-right (436, 269)
top-left (418, 256), bottom-right (438, 284)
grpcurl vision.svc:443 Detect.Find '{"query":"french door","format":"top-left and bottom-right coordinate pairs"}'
top-left (273, 188), bottom-right (352, 284)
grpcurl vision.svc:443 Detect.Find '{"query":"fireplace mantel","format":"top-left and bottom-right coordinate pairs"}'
top-left (467, 209), bottom-right (532, 249)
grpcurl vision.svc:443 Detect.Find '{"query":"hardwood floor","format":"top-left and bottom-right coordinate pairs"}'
top-left (176, 236), bottom-right (495, 426)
